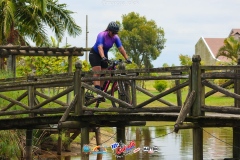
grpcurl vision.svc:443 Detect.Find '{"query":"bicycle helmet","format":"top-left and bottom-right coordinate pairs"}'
top-left (107, 21), bottom-right (119, 33)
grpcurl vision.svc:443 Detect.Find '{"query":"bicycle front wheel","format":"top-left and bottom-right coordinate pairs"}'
top-left (111, 81), bottom-right (132, 108)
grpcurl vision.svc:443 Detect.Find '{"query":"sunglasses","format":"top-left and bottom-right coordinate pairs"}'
top-left (112, 32), bottom-right (118, 35)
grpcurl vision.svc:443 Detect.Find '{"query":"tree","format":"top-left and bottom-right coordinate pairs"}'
top-left (0, 0), bottom-right (81, 46)
top-left (216, 36), bottom-right (240, 63)
top-left (0, 0), bottom-right (82, 70)
top-left (179, 54), bottom-right (192, 66)
top-left (162, 63), bottom-right (169, 67)
top-left (119, 12), bottom-right (166, 69)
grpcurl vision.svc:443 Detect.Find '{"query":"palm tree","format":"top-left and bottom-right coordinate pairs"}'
top-left (0, 0), bottom-right (81, 69)
top-left (0, 0), bottom-right (81, 46)
top-left (216, 36), bottom-right (240, 63)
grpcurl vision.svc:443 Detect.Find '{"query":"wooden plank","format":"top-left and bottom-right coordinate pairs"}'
top-left (202, 106), bottom-right (240, 114)
top-left (202, 72), bottom-right (240, 79)
top-left (82, 75), bottom-right (189, 81)
top-left (83, 107), bottom-right (180, 113)
top-left (0, 78), bottom-right (72, 89)
top-left (201, 65), bottom-right (240, 70)
top-left (0, 107), bottom-right (68, 116)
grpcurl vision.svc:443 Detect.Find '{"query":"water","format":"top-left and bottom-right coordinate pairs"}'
top-left (42, 125), bottom-right (233, 160)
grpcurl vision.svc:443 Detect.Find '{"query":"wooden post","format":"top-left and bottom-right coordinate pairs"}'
top-left (65, 55), bottom-right (72, 152)
top-left (81, 126), bottom-right (89, 159)
top-left (116, 125), bottom-right (125, 160)
top-left (116, 62), bottom-right (126, 159)
top-left (175, 80), bottom-right (182, 106)
top-left (95, 127), bottom-right (101, 145)
top-left (26, 82), bottom-right (35, 160)
top-left (131, 79), bottom-right (137, 107)
top-left (74, 61), bottom-right (83, 115)
top-left (25, 129), bottom-right (33, 160)
top-left (74, 61), bottom-right (89, 159)
top-left (119, 61), bottom-right (127, 107)
top-left (7, 55), bottom-right (16, 78)
top-left (57, 131), bottom-right (63, 155)
top-left (116, 126), bottom-right (125, 143)
top-left (191, 55), bottom-right (203, 160)
top-left (171, 71), bottom-right (183, 106)
top-left (233, 49), bottom-right (240, 158)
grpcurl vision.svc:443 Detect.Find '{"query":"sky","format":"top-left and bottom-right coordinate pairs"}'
top-left (55, 0), bottom-right (240, 67)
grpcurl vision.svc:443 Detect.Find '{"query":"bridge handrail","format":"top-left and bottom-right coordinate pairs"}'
top-left (201, 65), bottom-right (240, 71)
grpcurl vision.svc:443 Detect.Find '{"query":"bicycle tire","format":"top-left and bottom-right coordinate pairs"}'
top-left (111, 80), bottom-right (132, 108)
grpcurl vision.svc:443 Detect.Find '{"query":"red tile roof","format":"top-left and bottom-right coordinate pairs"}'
top-left (229, 29), bottom-right (240, 37)
top-left (203, 38), bottom-right (231, 62)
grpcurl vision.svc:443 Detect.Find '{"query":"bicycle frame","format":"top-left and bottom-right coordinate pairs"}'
top-left (85, 59), bottom-right (132, 108)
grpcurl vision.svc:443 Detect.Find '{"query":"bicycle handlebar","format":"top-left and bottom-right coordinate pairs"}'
top-left (107, 59), bottom-right (129, 70)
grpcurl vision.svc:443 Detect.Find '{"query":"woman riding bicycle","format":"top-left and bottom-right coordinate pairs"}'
top-left (89, 21), bottom-right (132, 97)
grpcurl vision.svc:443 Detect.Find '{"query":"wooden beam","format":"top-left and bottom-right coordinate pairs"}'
top-left (59, 95), bottom-right (77, 122)
top-left (1, 91), bottom-right (28, 111)
top-left (32, 86), bottom-right (73, 109)
top-left (83, 106), bottom-right (180, 113)
top-left (135, 81), bottom-right (189, 108)
top-left (205, 79), bottom-right (234, 98)
top-left (0, 93), bottom-right (29, 110)
top-left (174, 90), bottom-right (196, 133)
top-left (35, 90), bottom-right (68, 106)
top-left (202, 105), bottom-right (240, 114)
top-left (0, 107), bottom-right (68, 116)
top-left (135, 85), bottom-right (175, 106)
top-left (202, 72), bottom-right (240, 79)
top-left (202, 80), bottom-right (240, 100)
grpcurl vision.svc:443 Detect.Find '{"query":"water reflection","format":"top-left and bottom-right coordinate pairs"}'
top-left (39, 125), bottom-right (233, 160)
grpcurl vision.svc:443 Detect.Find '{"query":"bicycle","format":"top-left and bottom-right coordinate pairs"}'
top-left (84, 59), bottom-right (132, 108)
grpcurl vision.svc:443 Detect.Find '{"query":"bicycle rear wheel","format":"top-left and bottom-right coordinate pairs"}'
top-left (111, 80), bottom-right (132, 108)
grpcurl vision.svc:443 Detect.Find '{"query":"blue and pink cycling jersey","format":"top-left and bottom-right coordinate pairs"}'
top-left (92, 31), bottom-right (122, 57)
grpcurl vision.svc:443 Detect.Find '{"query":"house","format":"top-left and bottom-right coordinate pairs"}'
top-left (195, 29), bottom-right (240, 65)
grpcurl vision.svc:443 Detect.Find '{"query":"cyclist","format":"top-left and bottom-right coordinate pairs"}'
top-left (89, 21), bottom-right (132, 98)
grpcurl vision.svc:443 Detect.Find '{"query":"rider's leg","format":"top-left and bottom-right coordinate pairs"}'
top-left (92, 66), bottom-right (101, 90)
top-left (100, 68), bottom-right (107, 90)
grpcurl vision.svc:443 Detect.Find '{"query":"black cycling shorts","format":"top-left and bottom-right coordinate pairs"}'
top-left (89, 48), bottom-right (108, 68)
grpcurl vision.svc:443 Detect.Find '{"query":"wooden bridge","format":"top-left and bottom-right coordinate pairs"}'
top-left (1, 46), bottom-right (240, 160)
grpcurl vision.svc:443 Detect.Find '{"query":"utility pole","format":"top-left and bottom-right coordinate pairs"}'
top-left (85, 15), bottom-right (89, 62)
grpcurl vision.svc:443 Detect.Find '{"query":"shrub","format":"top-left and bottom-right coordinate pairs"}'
top-left (153, 80), bottom-right (168, 92)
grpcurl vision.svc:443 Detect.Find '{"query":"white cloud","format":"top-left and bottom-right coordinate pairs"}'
top-left (55, 0), bottom-right (240, 67)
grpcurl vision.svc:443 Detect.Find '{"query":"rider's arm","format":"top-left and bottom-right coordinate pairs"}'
top-left (98, 45), bottom-right (105, 58)
top-left (118, 46), bottom-right (128, 60)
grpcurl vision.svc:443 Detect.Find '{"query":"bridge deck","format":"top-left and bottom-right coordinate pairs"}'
top-left (0, 112), bottom-right (239, 130)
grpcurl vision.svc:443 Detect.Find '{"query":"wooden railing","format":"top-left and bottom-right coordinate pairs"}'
top-left (1, 54), bottom-right (240, 159)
